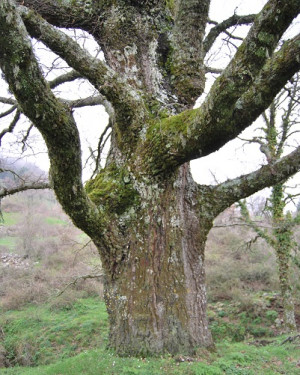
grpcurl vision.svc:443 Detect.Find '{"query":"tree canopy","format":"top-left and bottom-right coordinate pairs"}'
top-left (0, 0), bottom-right (299, 356)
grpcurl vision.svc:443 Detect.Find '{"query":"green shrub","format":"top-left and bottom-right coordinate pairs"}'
top-left (265, 310), bottom-right (278, 322)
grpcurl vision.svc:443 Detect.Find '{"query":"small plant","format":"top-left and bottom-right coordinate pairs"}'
top-left (265, 310), bottom-right (278, 322)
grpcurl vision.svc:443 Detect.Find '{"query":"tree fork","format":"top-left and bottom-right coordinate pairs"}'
top-left (1, 0), bottom-right (300, 356)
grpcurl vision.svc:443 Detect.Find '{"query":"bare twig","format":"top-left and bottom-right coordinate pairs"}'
top-left (91, 122), bottom-right (112, 178)
top-left (56, 273), bottom-right (103, 298)
top-left (204, 14), bottom-right (256, 55)
top-left (0, 104), bottom-right (17, 119)
top-left (0, 181), bottom-right (50, 199)
top-left (205, 66), bottom-right (223, 74)
top-left (0, 110), bottom-right (21, 146)
top-left (21, 124), bottom-right (34, 152)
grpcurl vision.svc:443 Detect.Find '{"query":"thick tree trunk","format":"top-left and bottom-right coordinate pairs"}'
top-left (2, 0), bottom-right (300, 357)
top-left (102, 164), bottom-right (213, 355)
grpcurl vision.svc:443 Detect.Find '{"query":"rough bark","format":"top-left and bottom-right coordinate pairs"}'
top-left (104, 165), bottom-right (213, 355)
top-left (271, 184), bottom-right (297, 332)
top-left (1, 0), bottom-right (300, 355)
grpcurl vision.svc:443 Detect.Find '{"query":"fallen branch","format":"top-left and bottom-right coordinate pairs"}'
top-left (281, 334), bottom-right (300, 345)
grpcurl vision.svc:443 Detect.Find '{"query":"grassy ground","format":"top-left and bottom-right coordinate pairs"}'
top-left (1, 212), bottom-right (20, 226)
top-left (1, 342), bottom-right (299, 375)
top-left (0, 237), bottom-right (17, 250)
top-left (0, 298), bottom-right (108, 367)
top-left (44, 217), bottom-right (68, 226)
top-left (0, 297), bottom-right (299, 375)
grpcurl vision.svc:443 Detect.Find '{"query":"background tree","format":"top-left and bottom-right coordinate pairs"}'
top-left (0, 0), bottom-right (299, 356)
top-left (239, 75), bottom-right (300, 333)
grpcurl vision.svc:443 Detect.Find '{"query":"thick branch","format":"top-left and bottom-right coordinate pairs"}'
top-left (204, 14), bottom-right (256, 55)
top-left (16, 0), bottom-right (95, 28)
top-left (170, 0), bottom-right (210, 105)
top-left (0, 97), bottom-right (16, 105)
top-left (212, 145), bottom-right (300, 214)
top-left (140, 33), bottom-right (300, 175)
top-left (49, 70), bottom-right (82, 89)
top-left (19, 5), bottom-right (145, 125)
top-left (0, 0), bottom-right (105, 247)
top-left (63, 95), bottom-right (110, 109)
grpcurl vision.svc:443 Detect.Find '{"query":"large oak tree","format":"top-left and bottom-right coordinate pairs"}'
top-left (0, 0), bottom-right (299, 356)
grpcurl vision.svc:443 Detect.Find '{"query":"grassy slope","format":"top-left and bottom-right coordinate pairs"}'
top-left (1, 212), bottom-right (20, 226)
top-left (0, 212), bottom-right (20, 251)
top-left (0, 298), bottom-right (299, 375)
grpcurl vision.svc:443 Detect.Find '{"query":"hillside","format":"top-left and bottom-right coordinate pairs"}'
top-left (0, 191), bottom-right (299, 374)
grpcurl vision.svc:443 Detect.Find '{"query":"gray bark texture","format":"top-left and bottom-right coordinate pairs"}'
top-left (0, 0), bottom-right (299, 355)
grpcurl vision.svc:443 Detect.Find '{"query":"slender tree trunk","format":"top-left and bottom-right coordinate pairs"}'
top-left (272, 185), bottom-right (297, 332)
top-left (102, 164), bottom-right (213, 355)
top-left (277, 263), bottom-right (297, 332)
top-left (274, 227), bottom-right (297, 332)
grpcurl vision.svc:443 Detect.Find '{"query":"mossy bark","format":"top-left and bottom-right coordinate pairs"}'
top-left (271, 185), bottom-right (297, 333)
top-left (1, 0), bottom-right (300, 356)
top-left (101, 164), bottom-right (213, 355)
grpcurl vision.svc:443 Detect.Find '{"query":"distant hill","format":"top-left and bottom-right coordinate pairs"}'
top-left (0, 156), bottom-right (47, 188)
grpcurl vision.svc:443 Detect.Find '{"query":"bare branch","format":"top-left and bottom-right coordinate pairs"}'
top-left (204, 66), bottom-right (223, 74)
top-left (0, 110), bottom-right (21, 146)
top-left (16, 0), bottom-right (94, 29)
top-left (212, 222), bottom-right (272, 229)
top-left (0, 0), bottom-right (105, 246)
top-left (0, 97), bottom-right (16, 105)
top-left (0, 181), bottom-right (51, 199)
top-left (49, 70), bottom-right (82, 89)
top-left (0, 167), bottom-right (25, 182)
top-left (19, 5), bottom-right (145, 124)
top-left (212, 143), bottom-right (300, 215)
top-left (170, 0), bottom-right (210, 104)
top-left (203, 14), bottom-right (256, 55)
top-left (91, 122), bottom-right (112, 178)
top-left (63, 95), bottom-right (110, 110)
top-left (56, 272), bottom-right (103, 298)
top-left (0, 104), bottom-right (17, 119)
top-left (238, 200), bottom-right (276, 246)
top-left (21, 124), bottom-right (34, 152)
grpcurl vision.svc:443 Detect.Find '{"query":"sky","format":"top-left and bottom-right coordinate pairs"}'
top-left (0, 0), bottom-right (299, 204)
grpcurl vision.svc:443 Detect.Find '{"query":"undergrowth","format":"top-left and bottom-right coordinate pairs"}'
top-left (0, 297), bottom-right (299, 375)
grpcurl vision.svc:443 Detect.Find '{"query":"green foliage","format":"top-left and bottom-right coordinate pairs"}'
top-left (265, 310), bottom-right (278, 322)
top-left (165, 0), bottom-right (175, 13)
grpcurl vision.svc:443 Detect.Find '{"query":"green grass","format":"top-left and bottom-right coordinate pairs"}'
top-left (0, 298), bottom-right (299, 375)
top-left (1, 338), bottom-right (299, 375)
top-left (0, 298), bottom-right (108, 367)
top-left (0, 236), bottom-right (18, 250)
top-left (44, 217), bottom-right (67, 226)
top-left (0, 212), bottom-right (20, 251)
top-left (1, 212), bottom-right (20, 226)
